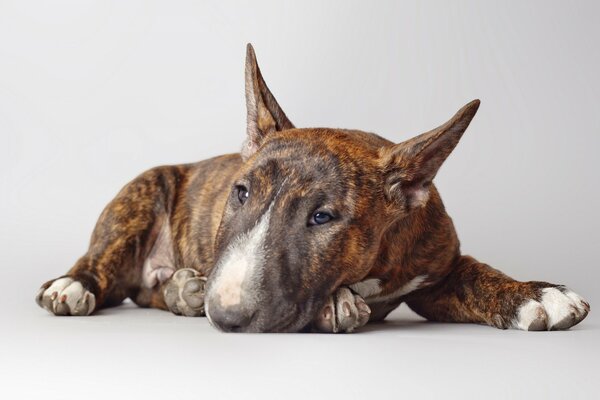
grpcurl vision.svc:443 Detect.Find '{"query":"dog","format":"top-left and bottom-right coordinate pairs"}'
top-left (35, 44), bottom-right (590, 333)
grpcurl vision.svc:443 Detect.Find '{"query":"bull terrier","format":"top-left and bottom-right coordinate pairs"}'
top-left (36, 44), bottom-right (590, 333)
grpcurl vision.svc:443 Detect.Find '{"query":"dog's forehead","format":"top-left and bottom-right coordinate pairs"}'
top-left (249, 128), bottom-right (383, 177)
top-left (243, 155), bottom-right (344, 202)
top-left (235, 129), bottom-right (388, 213)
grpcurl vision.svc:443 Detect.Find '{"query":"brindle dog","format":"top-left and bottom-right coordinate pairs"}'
top-left (36, 45), bottom-right (590, 333)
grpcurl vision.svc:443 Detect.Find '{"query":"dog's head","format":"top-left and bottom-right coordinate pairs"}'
top-left (204, 45), bottom-right (479, 332)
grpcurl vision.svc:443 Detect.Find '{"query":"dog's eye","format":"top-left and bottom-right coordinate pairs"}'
top-left (236, 186), bottom-right (249, 205)
top-left (310, 211), bottom-right (333, 225)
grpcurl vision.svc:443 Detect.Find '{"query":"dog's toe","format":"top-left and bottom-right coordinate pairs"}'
top-left (35, 277), bottom-right (96, 316)
top-left (163, 268), bottom-right (207, 317)
top-left (514, 286), bottom-right (589, 331)
top-left (313, 287), bottom-right (371, 333)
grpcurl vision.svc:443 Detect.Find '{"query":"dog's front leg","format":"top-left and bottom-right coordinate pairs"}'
top-left (160, 268), bottom-right (207, 317)
top-left (35, 167), bottom-right (180, 316)
top-left (405, 255), bottom-right (590, 330)
top-left (312, 287), bottom-right (371, 333)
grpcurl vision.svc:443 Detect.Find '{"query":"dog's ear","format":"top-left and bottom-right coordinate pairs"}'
top-left (242, 44), bottom-right (294, 160)
top-left (379, 100), bottom-right (480, 212)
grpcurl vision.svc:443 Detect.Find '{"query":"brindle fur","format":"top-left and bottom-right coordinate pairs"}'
top-left (36, 44), bottom-right (589, 332)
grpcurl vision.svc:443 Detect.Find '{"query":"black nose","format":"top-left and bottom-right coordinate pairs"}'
top-left (207, 303), bottom-right (254, 332)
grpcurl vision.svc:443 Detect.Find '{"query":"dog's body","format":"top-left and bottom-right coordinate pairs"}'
top-left (36, 45), bottom-right (589, 332)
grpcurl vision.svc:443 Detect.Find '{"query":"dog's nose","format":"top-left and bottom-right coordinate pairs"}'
top-left (206, 303), bottom-right (254, 332)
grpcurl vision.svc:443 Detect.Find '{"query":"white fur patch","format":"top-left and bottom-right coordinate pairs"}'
top-left (540, 288), bottom-right (577, 327)
top-left (61, 281), bottom-right (86, 312)
top-left (209, 203), bottom-right (273, 309)
top-left (44, 277), bottom-right (73, 300)
top-left (350, 278), bottom-right (382, 298)
top-left (514, 287), bottom-right (589, 330)
top-left (368, 275), bottom-right (428, 303)
top-left (514, 298), bottom-right (545, 331)
top-left (39, 277), bottom-right (96, 315)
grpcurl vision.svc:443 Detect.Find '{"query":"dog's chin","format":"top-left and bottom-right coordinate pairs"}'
top-left (250, 303), bottom-right (318, 333)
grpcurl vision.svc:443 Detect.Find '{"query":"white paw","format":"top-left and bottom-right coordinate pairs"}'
top-left (313, 287), bottom-right (371, 333)
top-left (163, 268), bottom-right (207, 317)
top-left (514, 287), bottom-right (590, 331)
top-left (36, 277), bottom-right (96, 316)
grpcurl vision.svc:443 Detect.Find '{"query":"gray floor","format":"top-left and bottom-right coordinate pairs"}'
top-left (3, 289), bottom-right (598, 399)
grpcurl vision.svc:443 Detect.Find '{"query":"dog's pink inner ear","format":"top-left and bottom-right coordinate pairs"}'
top-left (380, 99), bottom-right (480, 211)
top-left (243, 44), bottom-right (294, 160)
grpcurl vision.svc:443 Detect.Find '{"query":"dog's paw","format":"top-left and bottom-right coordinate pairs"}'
top-left (163, 268), bottom-right (207, 317)
top-left (513, 286), bottom-right (590, 331)
top-left (313, 287), bottom-right (371, 333)
top-left (35, 277), bottom-right (96, 316)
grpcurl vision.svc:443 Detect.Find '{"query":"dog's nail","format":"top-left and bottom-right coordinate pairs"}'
top-left (323, 306), bottom-right (332, 320)
top-left (50, 292), bottom-right (58, 301)
top-left (59, 294), bottom-right (67, 303)
top-left (343, 302), bottom-right (351, 317)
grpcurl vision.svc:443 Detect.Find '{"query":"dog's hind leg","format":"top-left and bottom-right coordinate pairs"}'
top-left (405, 255), bottom-right (590, 331)
top-left (35, 166), bottom-right (184, 316)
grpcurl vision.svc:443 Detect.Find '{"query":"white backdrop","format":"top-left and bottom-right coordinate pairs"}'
top-left (1, 1), bottom-right (599, 399)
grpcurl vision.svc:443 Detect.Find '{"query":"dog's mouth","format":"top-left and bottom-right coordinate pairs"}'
top-left (246, 303), bottom-right (314, 333)
top-left (262, 296), bottom-right (324, 333)
top-left (205, 296), bottom-right (322, 333)
top-left (267, 305), bottom-right (303, 333)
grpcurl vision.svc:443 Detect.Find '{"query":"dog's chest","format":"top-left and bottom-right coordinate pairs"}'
top-left (142, 222), bottom-right (177, 288)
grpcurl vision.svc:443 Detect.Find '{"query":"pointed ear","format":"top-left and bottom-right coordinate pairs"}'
top-left (379, 100), bottom-right (480, 211)
top-left (242, 44), bottom-right (295, 160)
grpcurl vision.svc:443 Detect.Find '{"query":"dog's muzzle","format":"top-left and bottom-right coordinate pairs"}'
top-left (205, 298), bottom-right (256, 332)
